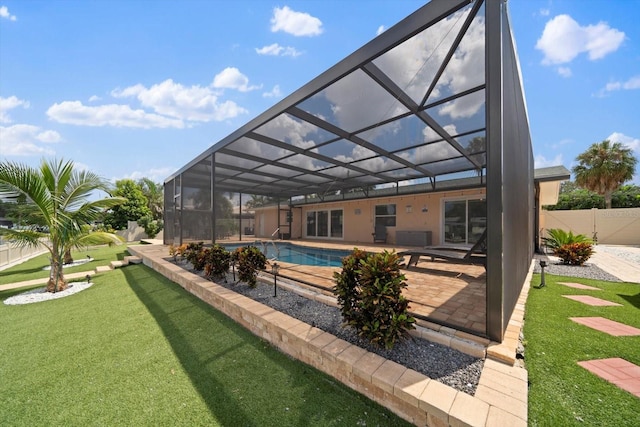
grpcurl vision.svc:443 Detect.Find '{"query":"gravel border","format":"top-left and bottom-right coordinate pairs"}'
top-left (184, 264), bottom-right (484, 395)
top-left (532, 253), bottom-right (621, 282)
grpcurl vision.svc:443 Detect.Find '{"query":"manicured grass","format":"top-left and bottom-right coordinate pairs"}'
top-left (0, 244), bottom-right (132, 284)
top-left (524, 273), bottom-right (640, 426)
top-left (0, 263), bottom-right (410, 426)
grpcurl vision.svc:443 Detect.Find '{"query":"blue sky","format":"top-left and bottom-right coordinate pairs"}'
top-left (1, 0), bottom-right (639, 187)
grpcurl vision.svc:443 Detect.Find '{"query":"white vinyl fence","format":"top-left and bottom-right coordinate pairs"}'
top-left (0, 238), bottom-right (48, 271)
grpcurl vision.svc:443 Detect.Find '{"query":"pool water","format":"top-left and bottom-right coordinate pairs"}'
top-left (222, 242), bottom-right (349, 267)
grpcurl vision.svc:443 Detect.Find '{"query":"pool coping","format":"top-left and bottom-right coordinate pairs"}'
top-left (129, 244), bottom-right (528, 427)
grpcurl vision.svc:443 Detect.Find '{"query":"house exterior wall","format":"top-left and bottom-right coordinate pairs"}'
top-left (541, 208), bottom-right (640, 245)
top-left (254, 188), bottom-right (486, 245)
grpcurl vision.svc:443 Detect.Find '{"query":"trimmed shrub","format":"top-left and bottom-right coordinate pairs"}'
top-left (203, 244), bottom-right (231, 279)
top-left (184, 242), bottom-right (205, 271)
top-left (231, 246), bottom-right (267, 288)
top-left (554, 242), bottom-right (594, 266)
top-left (333, 249), bottom-right (415, 349)
top-left (542, 228), bottom-right (594, 265)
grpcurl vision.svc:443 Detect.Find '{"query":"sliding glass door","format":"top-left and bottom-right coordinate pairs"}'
top-left (306, 209), bottom-right (343, 238)
top-left (443, 198), bottom-right (486, 245)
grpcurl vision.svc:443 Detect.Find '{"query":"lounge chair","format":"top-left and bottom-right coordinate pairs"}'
top-left (373, 224), bottom-right (387, 243)
top-left (398, 229), bottom-right (487, 268)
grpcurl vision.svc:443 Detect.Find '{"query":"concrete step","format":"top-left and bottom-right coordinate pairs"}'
top-left (124, 256), bottom-right (143, 265)
top-left (94, 265), bottom-right (112, 273)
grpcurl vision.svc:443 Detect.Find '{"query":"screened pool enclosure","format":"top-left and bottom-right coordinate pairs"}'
top-left (164, 0), bottom-right (533, 342)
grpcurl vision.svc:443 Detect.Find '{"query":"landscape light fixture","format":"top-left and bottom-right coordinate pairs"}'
top-left (86, 274), bottom-right (91, 283)
top-left (539, 260), bottom-right (547, 288)
top-left (272, 263), bottom-right (280, 297)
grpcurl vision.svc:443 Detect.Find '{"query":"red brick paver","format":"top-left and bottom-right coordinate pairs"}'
top-left (562, 295), bottom-right (622, 307)
top-left (570, 317), bottom-right (640, 336)
top-left (558, 282), bottom-right (601, 290)
top-left (578, 358), bottom-right (640, 398)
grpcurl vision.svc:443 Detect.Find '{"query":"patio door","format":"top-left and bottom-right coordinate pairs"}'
top-left (443, 198), bottom-right (486, 245)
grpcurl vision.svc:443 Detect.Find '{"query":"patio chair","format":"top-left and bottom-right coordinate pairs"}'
top-left (398, 229), bottom-right (487, 268)
top-left (373, 224), bottom-right (387, 243)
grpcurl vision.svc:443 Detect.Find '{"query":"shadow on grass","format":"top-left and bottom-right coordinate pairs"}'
top-left (120, 264), bottom-right (405, 426)
top-left (619, 292), bottom-right (640, 309)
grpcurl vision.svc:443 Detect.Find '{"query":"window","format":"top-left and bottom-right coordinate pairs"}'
top-left (443, 198), bottom-right (486, 245)
top-left (306, 209), bottom-right (343, 238)
top-left (375, 204), bottom-right (396, 227)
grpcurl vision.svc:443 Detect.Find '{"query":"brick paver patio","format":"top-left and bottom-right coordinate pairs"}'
top-left (578, 358), bottom-right (640, 398)
top-left (570, 317), bottom-right (640, 336)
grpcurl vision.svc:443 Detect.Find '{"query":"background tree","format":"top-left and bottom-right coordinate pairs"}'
top-left (136, 178), bottom-right (164, 238)
top-left (0, 159), bottom-right (124, 292)
top-left (544, 181), bottom-right (640, 210)
top-left (137, 178), bottom-right (163, 220)
top-left (572, 140), bottom-right (637, 209)
top-left (103, 179), bottom-right (151, 230)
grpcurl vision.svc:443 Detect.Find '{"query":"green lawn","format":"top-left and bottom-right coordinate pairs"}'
top-left (0, 262), bottom-right (410, 426)
top-left (0, 244), bottom-right (132, 285)
top-left (524, 273), bottom-right (640, 426)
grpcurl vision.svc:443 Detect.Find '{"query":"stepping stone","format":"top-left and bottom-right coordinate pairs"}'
top-left (562, 295), bottom-right (622, 307)
top-left (578, 358), bottom-right (640, 398)
top-left (124, 256), bottom-right (143, 264)
top-left (110, 260), bottom-right (127, 269)
top-left (95, 266), bottom-right (112, 273)
top-left (570, 317), bottom-right (640, 336)
top-left (558, 282), bottom-right (600, 290)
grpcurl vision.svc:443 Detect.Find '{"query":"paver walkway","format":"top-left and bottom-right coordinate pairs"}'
top-left (570, 317), bottom-right (640, 336)
top-left (558, 282), bottom-right (600, 290)
top-left (578, 358), bottom-right (640, 398)
top-left (562, 295), bottom-right (622, 306)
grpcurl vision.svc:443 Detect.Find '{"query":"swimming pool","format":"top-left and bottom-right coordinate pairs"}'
top-left (222, 242), bottom-right (349, 267)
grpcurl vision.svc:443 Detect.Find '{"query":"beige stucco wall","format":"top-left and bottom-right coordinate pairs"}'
top-left (540, 208), bottom-right (640, 245)
top-left (255, 188), bottom-right (486, 245)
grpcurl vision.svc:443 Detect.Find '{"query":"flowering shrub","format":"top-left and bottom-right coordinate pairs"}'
top-left (554, 242), bottom-right (594, 266)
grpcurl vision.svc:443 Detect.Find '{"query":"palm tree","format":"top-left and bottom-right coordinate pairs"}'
top-left (572, 140), bottom-right (637, 209)
top-left (137, 177), bottom-right (163, 220)
top-left (0, 159), bottom-right (125, 292)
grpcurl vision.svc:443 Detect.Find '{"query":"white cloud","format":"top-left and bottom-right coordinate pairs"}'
top-left (88, 95), bottom-right (101, 102)
top-left (376, 25), bottom-right (386, 36)
top-left (120, 166), bottom-right (175, 182)
top-left (607, 132), bottom-right (640, 152)
top-left (539, 8), bottom-right (550, 17)
top-left (212, 67), bottom-right (261, 92)
top-left (270, 6), bottom-right (323, 37)
top-left (0, 124), bottom-right (60, 156)
top-left (255, 43), bottom-right (302, 57)
top-left (0, 5), bottom-right (17, 21)
top-left (113, 79), bottom-right (247, 121)
top-left (47, 101), bottom-right (185, 128)
top-left (598, 75), bottom-right (640, 96)
top-left (557, 66), bottom-right (572, 78)
top-left (536, 14), bottom-right (625, 65)
top-left (0, 96), bottom-right (30, 123)
top-left (263, 85), bottom-right (282, 98)
top-left (534, 153), bottom-right (563, 168)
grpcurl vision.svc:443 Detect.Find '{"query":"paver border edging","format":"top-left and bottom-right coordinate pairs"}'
top-left (128, 245), bottom-right (527, 427)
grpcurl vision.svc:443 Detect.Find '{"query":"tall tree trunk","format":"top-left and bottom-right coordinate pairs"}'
top-left (605, 191), bottom-right (613, 209)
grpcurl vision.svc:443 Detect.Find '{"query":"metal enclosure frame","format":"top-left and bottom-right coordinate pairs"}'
top-left (163, 0), bottom-right (533, 342)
